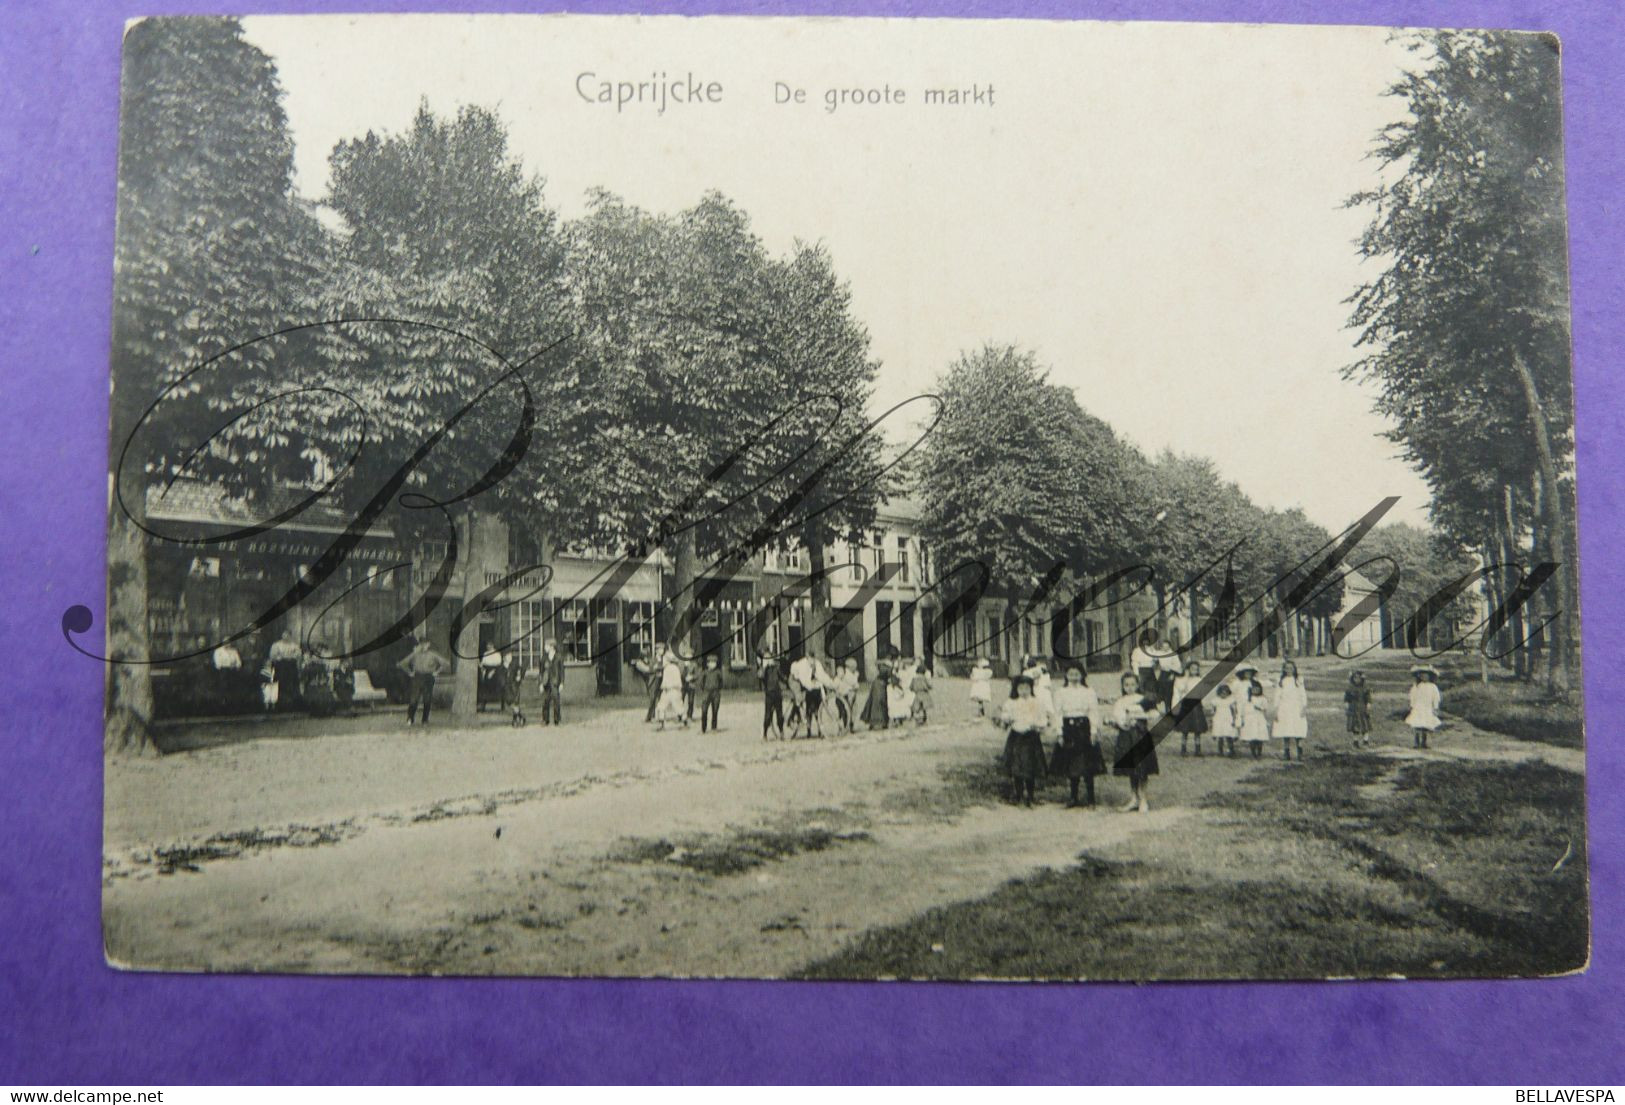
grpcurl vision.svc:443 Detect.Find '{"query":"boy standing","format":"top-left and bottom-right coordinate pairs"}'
top-left (699, 655), bottom-right (724, 732)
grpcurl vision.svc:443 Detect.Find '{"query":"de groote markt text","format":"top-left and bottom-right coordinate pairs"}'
top-left (573, 70), bottom-right (996, 114)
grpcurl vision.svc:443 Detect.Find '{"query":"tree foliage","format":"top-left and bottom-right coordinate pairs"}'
top-left (1345, 29), bottom-right (1576, 686)
top-left (107, 17), bottom-right (322, 750)
top-left (915, 345), bottom-right (1143, 601)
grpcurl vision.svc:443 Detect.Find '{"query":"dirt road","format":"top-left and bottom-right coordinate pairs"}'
top-left (102, 657), bottom-right (1581, 977)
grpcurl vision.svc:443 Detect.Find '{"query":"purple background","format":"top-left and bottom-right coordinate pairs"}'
top-left (1, 0), bottom-right (1619, 1085)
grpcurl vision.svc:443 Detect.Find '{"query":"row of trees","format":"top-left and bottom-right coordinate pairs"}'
top-left (912, 345), bottom-right (1473, 662)
top-left (106, 19), bottom-right (886, 750)
top-left (1345, 29), bottom-right (1579, 693)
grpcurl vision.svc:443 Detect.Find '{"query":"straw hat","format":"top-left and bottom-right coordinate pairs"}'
top-left (1409, 663), bottom-right (1439, 677)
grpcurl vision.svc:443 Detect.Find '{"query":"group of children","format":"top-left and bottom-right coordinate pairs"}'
top-left (764, 652), bottom-right (934, 741)
top-left (987, 660), bottom-right (1165, 812)
top-left (979, 650), bottom-right (1450, 810)
top-left (1202, 660), bottom-right (1308, 760)
top-left (634, 646), bottom-right (727, 733)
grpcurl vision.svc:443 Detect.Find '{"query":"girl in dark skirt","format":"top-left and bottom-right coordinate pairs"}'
top-left (996, 674), bottom-right (1055, 807)
top-left (1108, 672), bottom-right (1160, 813)
top-left (1052, 665), bottom-right (1105, 808)
top-left (1344, 670), bottom-right (1373, 748)
top-left (1170, 660), bottom-right (1210, 756)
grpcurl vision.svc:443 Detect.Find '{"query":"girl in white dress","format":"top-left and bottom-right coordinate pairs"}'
top-left (1023, 656), bottom-right (1056, 719)
top-left (887, 670), bottom-right (915, 726)
top-left (1228, 663), bottom-right (1260, 709)
top-left (1239, 679), bottom-right (1271, 758)
top-left (1209, 682), bottom-right (1239, 756)
top-left (1406, 665), bottom-right (1443, 748)
top-left (968, 657), bottom-right (994, 716)
top-left (1273, 660), bottom-right (1308, 761)
top-left (656, 651), bottom-right (688, 730)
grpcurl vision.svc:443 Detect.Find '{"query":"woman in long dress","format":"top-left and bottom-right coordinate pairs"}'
top-left (859, 657), bottom-right (891, 730)
top-left (1108, 672), bottom-right (1160, 813)
top-left (1406, 665), bottom-right (1443, 748)
top-left (1273, 660), bottom-right (1308, 761)
top-left (656, 650), bottom-right (688, 730)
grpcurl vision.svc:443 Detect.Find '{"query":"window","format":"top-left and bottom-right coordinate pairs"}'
top-left (557, 599), bottom-right (591, 662)
top-left (626, 601), bottom-right (655, 662)
top-left (847, 539), bottom-right (864, 582)
top-left (515, 599), bottom-right (548, 671)
top-left (729, 606), bottom-right (748, 665)
top-left (896, 536), bottom-right (911, 583)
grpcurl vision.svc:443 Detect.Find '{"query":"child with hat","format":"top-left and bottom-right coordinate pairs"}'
top-left (1406, 665), bottom-right (1442, 748)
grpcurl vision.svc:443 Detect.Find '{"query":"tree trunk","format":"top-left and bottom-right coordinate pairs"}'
top-left (1500, 489), bottom-right (1529, 679)
top-left (674, 528), bottom-right (701, 658)
top-left (803, 519), bottom-right (832, 665)
top-left (450, 507), bottom-right (482, 720)
top-left (1511, 349), bottom-right (1575, 694)
top-left (105, 482), bottom-right (157, 755)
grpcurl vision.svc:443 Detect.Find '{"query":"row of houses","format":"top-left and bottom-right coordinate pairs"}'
top-left (140, 479), bottom-right (1398, 717)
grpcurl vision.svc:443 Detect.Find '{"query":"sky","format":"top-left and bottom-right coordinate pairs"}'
top-left (242, 13), bottom-right (1437, 531)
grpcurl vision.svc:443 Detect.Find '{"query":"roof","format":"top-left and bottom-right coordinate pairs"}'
top-left (144, 479), bottom-right (394, 538)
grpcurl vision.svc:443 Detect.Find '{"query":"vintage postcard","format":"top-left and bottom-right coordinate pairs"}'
top-left (95, 13), bottom-right (1585, 979)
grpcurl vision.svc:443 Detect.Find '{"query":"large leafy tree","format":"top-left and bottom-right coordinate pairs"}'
top-left (105, 17), bottom-right (324, 752)
top-left (1345, 29), bottom-right (1576, 690)
top-left (916, 345), bottom-right (1145, 656)
top-left (1134, 450), bottom-right (1260, 644)
top-left (319, 103), bottom-right (573, 714)
top-left (753, 242), bottom-right (889, 664)
top-left (563, 191), bottom-right (798, 655)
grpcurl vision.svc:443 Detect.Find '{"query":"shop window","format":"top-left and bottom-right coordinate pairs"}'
top-left (515, 599), bottom-right (548, 671)
top-left (557, 599), bottom-right (591, 662)
top-left (626, 601), bottom-right (655, 662)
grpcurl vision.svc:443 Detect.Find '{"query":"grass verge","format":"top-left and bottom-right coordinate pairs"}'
top-left (1443, 678), bottom-right (1583, 749)
top-left (797, 753), bottom-right (1586, 981)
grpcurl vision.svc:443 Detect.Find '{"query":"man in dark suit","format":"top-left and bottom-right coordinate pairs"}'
top-left (539, 640), bottom-right (565, 725)
top-left (634, 643), bottom-right (664, 723)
